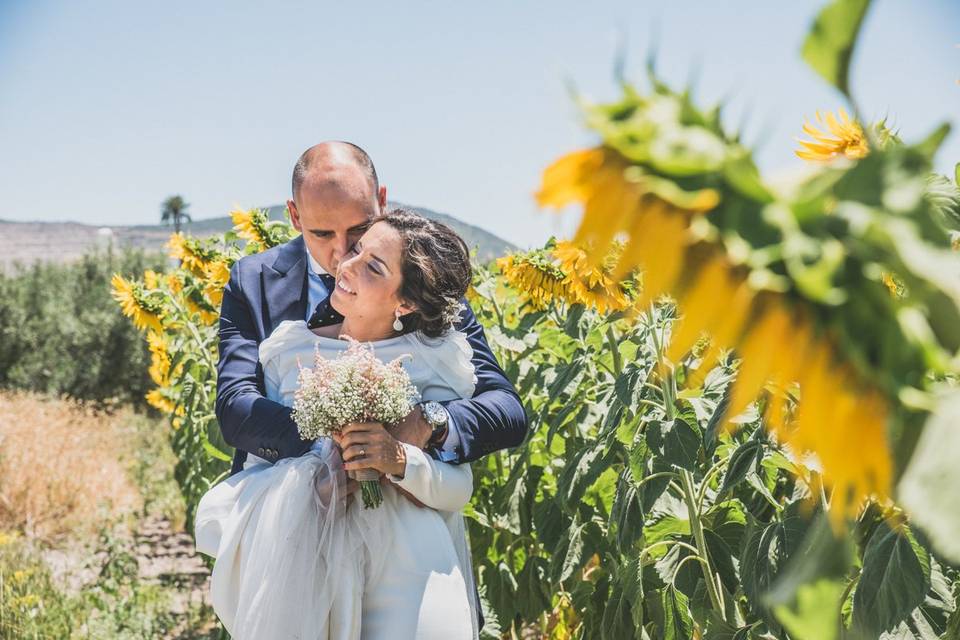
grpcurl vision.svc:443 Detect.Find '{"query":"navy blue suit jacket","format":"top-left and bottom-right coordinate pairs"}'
top-left (215, 234), bottom-right (528, 474)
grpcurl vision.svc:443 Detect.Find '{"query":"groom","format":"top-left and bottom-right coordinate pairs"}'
top-left (214, 141), bottom-right (527, 628)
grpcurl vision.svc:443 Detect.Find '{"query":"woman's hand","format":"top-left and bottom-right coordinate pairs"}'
top-left (336, 422), bottom-right (407, 478)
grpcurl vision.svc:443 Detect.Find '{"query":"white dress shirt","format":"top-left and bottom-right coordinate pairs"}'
top-left (302, 245), bottom-right (461, 461)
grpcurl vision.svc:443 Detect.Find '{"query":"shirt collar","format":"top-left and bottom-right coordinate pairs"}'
top-left (304, 243), bottom-right (328, 277)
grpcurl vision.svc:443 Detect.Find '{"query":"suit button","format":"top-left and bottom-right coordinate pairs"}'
top-left (269, 449), bottom-right (278, 459)
top-left (257, 447), bottom-right (265, 456)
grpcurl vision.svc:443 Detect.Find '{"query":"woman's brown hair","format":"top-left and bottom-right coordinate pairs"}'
top-left (372, 208), bottom-right (472, 338)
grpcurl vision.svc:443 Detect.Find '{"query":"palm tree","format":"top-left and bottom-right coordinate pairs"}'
top-left (160, 195), bottom-right (191, 234)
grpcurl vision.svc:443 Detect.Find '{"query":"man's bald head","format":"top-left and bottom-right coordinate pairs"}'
top-left (286, 141), bottom-right (387, 275)
top-left (291, 141), bottom-right (379, 203)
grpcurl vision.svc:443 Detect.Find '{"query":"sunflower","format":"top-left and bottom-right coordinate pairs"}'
top-left (665, 252), bottom-right (754, 367)
top-left (143, 269), bottom-right (160, 290)
top-left (185, 288), bottom-right (220, 326)
top-left (147, 331), bottom-right (172, 386)
top-left (795, 108), bottom-right (869, 162)
top-left (203, 260), bottom-right (231, 307)
top-left (714, 295), bottom-right (892, 526)
top-left (166, 233), bottom-right (209, 276)
top-left (881, 271), bottom-right (906, 298)
top-left (231, 207), bottom-right (267, 246)
top-left (537, 145), bottom-right (893, 524)
top-left (536, 149), bottom-right (718, 305)
top-left (111, 274), bottom-right (164, 334)
top-left (497, 252), bottom-right (570, 310)
top-left (145, 388), bottom-right (177, 414)
top-left (552, 240), bottom-right (630, 314)
top-left (166, 272), bottom-right (184, 294)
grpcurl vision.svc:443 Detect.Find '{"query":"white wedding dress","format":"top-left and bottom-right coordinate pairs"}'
top-left (195, 320), bottom-right (480, 640)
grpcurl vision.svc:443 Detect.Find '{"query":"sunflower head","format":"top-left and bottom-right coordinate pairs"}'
top-left (166, 272), bottom-right (184, 294)
top-left (167, 233), bottom-right (211, 276)
top-left (203, 260), bottom-right (231, 307)
top-left (111, 274), bottom-right (164, 334)
top-left (497, 250), bottom-right (570, 310)
top-left (231, 207), bottom-right (267, 247)
top-left (795, 108), bottom-right (869, 162)
top-left (185, 287), bottom-right (220, 326)
top-left (145, 388), bottom-right (177, 414)
top-left (143, 269), bottom-right (160, 290)
top-left (146, 331), bottom-right (172, 386)
top-left (553, 240), bottom-right (631, 314)
top-left (881, 271), bottom-right (906, 298)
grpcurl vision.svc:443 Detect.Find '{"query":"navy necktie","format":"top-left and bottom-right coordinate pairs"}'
top-left (307, 273), bottom-right (345, 329)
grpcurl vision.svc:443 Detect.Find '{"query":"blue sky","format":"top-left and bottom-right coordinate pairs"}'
top-left (1, 0), bottom-right (957, 248)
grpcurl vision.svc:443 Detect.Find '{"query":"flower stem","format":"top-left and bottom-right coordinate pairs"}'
top-left (605, 325), bottom-right (623, 376)
top-left (167, 296), bottom-right (217, 371)
top-left (679, 468), bottom-right (726, 620)
top-left (360, 480), bottom-right (383, 509)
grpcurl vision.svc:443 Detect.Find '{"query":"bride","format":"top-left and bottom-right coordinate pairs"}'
top-left (195, 210), bottom-right (480, 639)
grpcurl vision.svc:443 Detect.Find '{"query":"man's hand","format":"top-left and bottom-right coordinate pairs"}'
top-left (390, 407), bottom-right (432, 450)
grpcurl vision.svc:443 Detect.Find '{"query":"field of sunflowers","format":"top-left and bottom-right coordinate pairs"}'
top-left (111, 0), bottom-right (960, 637)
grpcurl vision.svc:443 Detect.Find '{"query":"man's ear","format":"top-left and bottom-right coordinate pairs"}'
top-left (377, 186), bottom-right (388, 213)
top-left (287, 199), bottom-right (302, 232)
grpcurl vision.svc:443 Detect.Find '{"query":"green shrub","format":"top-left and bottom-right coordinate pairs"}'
top-left (0, 249), bottom-right (166, 407)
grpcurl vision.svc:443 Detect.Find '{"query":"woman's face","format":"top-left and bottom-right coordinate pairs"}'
top-left (330, 221), bottom-right (413, 325)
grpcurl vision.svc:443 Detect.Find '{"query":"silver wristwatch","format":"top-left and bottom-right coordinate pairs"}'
top-left (419, 401), bottom-right (448, 447)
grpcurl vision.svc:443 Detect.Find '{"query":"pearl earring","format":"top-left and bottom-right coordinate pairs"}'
top-left (393, 309), bottom-right (404, 332)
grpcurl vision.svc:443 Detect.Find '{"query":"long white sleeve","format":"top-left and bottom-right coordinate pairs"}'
top-left (387, 443), bottom-right (473, 512)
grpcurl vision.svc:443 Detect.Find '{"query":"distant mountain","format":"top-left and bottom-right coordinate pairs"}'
top-left (0, 202), bottom-right (515, 270)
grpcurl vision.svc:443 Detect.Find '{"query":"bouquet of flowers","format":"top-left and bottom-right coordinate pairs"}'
top-left (291, 339), bottom-right (420, 508)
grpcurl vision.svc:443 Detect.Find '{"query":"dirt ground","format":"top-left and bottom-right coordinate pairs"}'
top-left (0, 391), bottom-right (217, 638)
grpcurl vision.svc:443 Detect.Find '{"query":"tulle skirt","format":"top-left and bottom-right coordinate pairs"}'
top-left (194, 438), bottom-right (475, 640)
top-left (195, 439), bottom-right (386, 639)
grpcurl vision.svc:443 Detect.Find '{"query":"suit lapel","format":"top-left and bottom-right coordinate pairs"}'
top-left (262, 235), bottom-right (308, 334)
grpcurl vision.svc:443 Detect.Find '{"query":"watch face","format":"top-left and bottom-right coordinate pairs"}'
top-left (422, 401), bottom-right (446, 426)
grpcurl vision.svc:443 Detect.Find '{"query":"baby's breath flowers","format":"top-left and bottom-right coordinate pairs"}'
top-left (442, 297), bottom-right (467, 327)
top-left (291, 339), bottom-right (420, 508)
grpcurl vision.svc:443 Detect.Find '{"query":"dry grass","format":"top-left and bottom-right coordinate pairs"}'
top-left (0, 390), bottom-right (142, 541)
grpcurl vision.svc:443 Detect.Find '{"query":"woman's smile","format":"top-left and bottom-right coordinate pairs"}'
top-left (336, 277), bottom-right (357, 295)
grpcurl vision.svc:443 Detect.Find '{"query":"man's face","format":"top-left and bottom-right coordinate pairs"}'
top-left (288, 181), bottom-right (380, 274)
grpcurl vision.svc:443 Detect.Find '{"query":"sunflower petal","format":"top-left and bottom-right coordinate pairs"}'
top-left (536, 148), bottom-right (606, 208)
top-left (725, 300), bottom-right (793, 426)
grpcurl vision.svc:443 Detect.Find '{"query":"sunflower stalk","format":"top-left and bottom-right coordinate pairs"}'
top-left (605, 325), bottom-right (623, 376)
top-left (679, 468), bottom-right (726, 620)
top-left (166, 295), bottom-right (217, 372)
top-left (649, 318), bottom-right (677, 419)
